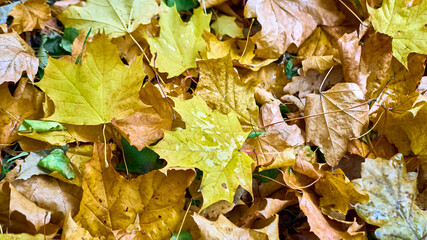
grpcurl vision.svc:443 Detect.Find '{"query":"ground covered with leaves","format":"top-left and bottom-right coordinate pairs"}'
top-left (0, 0), bottom-right (426, 239)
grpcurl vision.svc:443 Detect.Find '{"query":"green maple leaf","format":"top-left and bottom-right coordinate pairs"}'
top-left (151, 96), bottom-right (253, 210)
top-left (368, 0), bottom-right (427, 68)
top-left (58, 0), bottom-right (160, 38)
top-left (36, 35), bottom-right (147, 125)
top-left (146, 3), bottom-right (211, 78)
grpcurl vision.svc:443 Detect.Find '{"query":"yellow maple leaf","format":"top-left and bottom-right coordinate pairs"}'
top-left (36, 35), bottom-right (148, 125)
top-left (368, 0), bottom-right (427, 68)
top-left (146, 4), bottom-right (211, 78)
top-left (58, 0), bottom-right (160, 38)
top-left (196, 55), bottom-right (259, 130)
top-left (151, 96), bottom-right (253, 211)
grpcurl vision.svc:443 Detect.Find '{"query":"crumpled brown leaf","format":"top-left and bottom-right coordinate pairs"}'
top-left (244, 0), bottom-right (343, 58)
top-left (305, 83), bottom-right (369, 166)
top-left (9, 0), bottom-right (51, 34)
top-left (0, 33), bottom-right (39, 83)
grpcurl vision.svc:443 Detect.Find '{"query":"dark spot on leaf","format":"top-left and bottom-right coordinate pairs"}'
top-left (99, 199), bottom-right (102, 203)
top-left (221, 183), bottom-right (227, 189)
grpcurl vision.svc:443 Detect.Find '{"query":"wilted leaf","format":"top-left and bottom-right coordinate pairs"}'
top-left (243, 0), bottom-right (343, 58)
top-left (18, 120), bottom-right (66, 133)
top-left (58, 0), bottom-right (160, 38)
top-left (112, 82), bottom-right (174, 151)
top-left (203, 32), bottom-right (275, 71)
top-left (314, 168), bottom-right (369, 215)
top-left (368, 0), bottom-right (427, 68)
top-left (193, 213), bottom-right (268, 240)
top-left (0, 81), bottom-right (44, 145)
top-left (197, 55), bottom-right (258, 130)
top-left (9, 0), bottom-right (51, 34)
top-left (14, 153), bottom-right (49, 180)
top-left (146, 4), bottom-right (211, 77)
top-left (353, 154), bottom-right (427, 239)
top-left (305, 83), bottom-right (369, 166)
top-left (0, 32), bottom-right (39, 83)
top-left (151, 96), bottom-right (253, 210)
top-left (36, 35), bottom-right (147, 125)
top-left (211, 15), bottom-right (243, 39)
top-left (74, 143), bottom-right (195, 239)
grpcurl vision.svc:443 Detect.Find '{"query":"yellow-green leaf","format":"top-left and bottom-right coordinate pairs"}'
top-left (211, 15), bottom-right (244, 39)
top-left (353, 154), bottom-right (427, 240)
top-left (58, 0), bottom-right (160, 38)
top-left (146, 4), bottom-right (211, 78)
top-left (150, 96), bottom-right (253, 210)
top-left (368, 0), bottom-right (427, 68)
top-left (36, 35), bottom-right (147, 125)
top-left (196, 55), bottom-right (259, 130)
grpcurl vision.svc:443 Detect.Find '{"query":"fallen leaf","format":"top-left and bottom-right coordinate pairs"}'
top-left (112, 82), bottom-right (174, 151)
top-left (9, 0), bottom-right (51, 34)
top-left (58, 0), bottom-right (160, 38)
top-left (62, 211), bottom-right (99, 240)
top-left (0, 32), bottom-right (39, 83)
top-left (314, 168), bottom-right (369, 215)
top-left (353, 154), bottom-right (427, 239)
top-left (146, 4), bottom-right (211, 77)
top-left (368, 0), bottom-right (427, 68)
top-left (203, 32), bottom-right (275, 71)
top-left (305, 83), bottom-right (369, 166)
top-left (197, 55), bottom-right (259, 130)
top-left (211, 15), bottom-right (243, 39)
top-left (193, 213), bottom-right (268, 240)
top-left (0, 80), bottom-right (44, 145)
top-left (36, 34), bottom-right (148, 125)
top-left (73, 143), bottom-right (195, 239)
top-left (151, 96), bottom-right (253, 210)
top-left (243, 0), bottom-right (343, 58)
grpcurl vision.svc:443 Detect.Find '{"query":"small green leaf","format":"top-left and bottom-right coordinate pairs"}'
top-left (247, 131), bottom-right (266, 139)
top-left (165, 0), bottom-right (199, 11)
top-left (170, 230), bottom-right (192, 240)
top-left (257, 168), bottom-right (279, 183)
top-left (38, 149), bottom-right (75, 179)
top-left (60, 28), bottom-right (79, 52)
top-left (115, 137), bottom-right (162, 174)
top-left (18, 120), bottom-right (66, 133)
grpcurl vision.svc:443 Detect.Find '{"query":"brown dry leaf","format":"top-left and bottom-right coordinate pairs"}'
top-left (245, 62), bottom-right (287, 99)
top-left (258, 100), bottom-right (305, 146)
top-left (0, 33), bottom-right (39, 83)
top-left (0, 81), bottom-right (44, 146)
top-left (237, 189), bottom-right (298, 228)
top-left (282, 67), bottom-right (342, 100)
top-left (9, 0), bottom-right (51, 34)
top-left (203, 31), bottom-right (275, 71)
top-left (73, 143), bottom-right (195, 239)
top-left (367, 54), bottom-right (426, 105)
top-left (10, 175), bottom-right (82, 225)
top-left (193, 213), bottom-right (269, 240)
top-left (112, 82), bottom-right (174, 151)
top-left (337, 31), bottom-right (367, 93)
top-left (314, 168), bottom-right (369, 215)
top-left (6, 182), bottom-right (60, 235)
top-left (196, 55), bottom-right (259, 130)
top-left (241, 132), bottom-right (297, 168)
top-left (298, 27), bottom-right (340, 74)
top-left (297, 189), bottom-right (367, 239)
top-left (243, 0), bottom-right (344, 59)
top-left (372, 92), bottom-right (427, 156)
top-left (62, 211), bottom-right (99, 240)
top-left (305, 83), bottom-right (369, 166)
